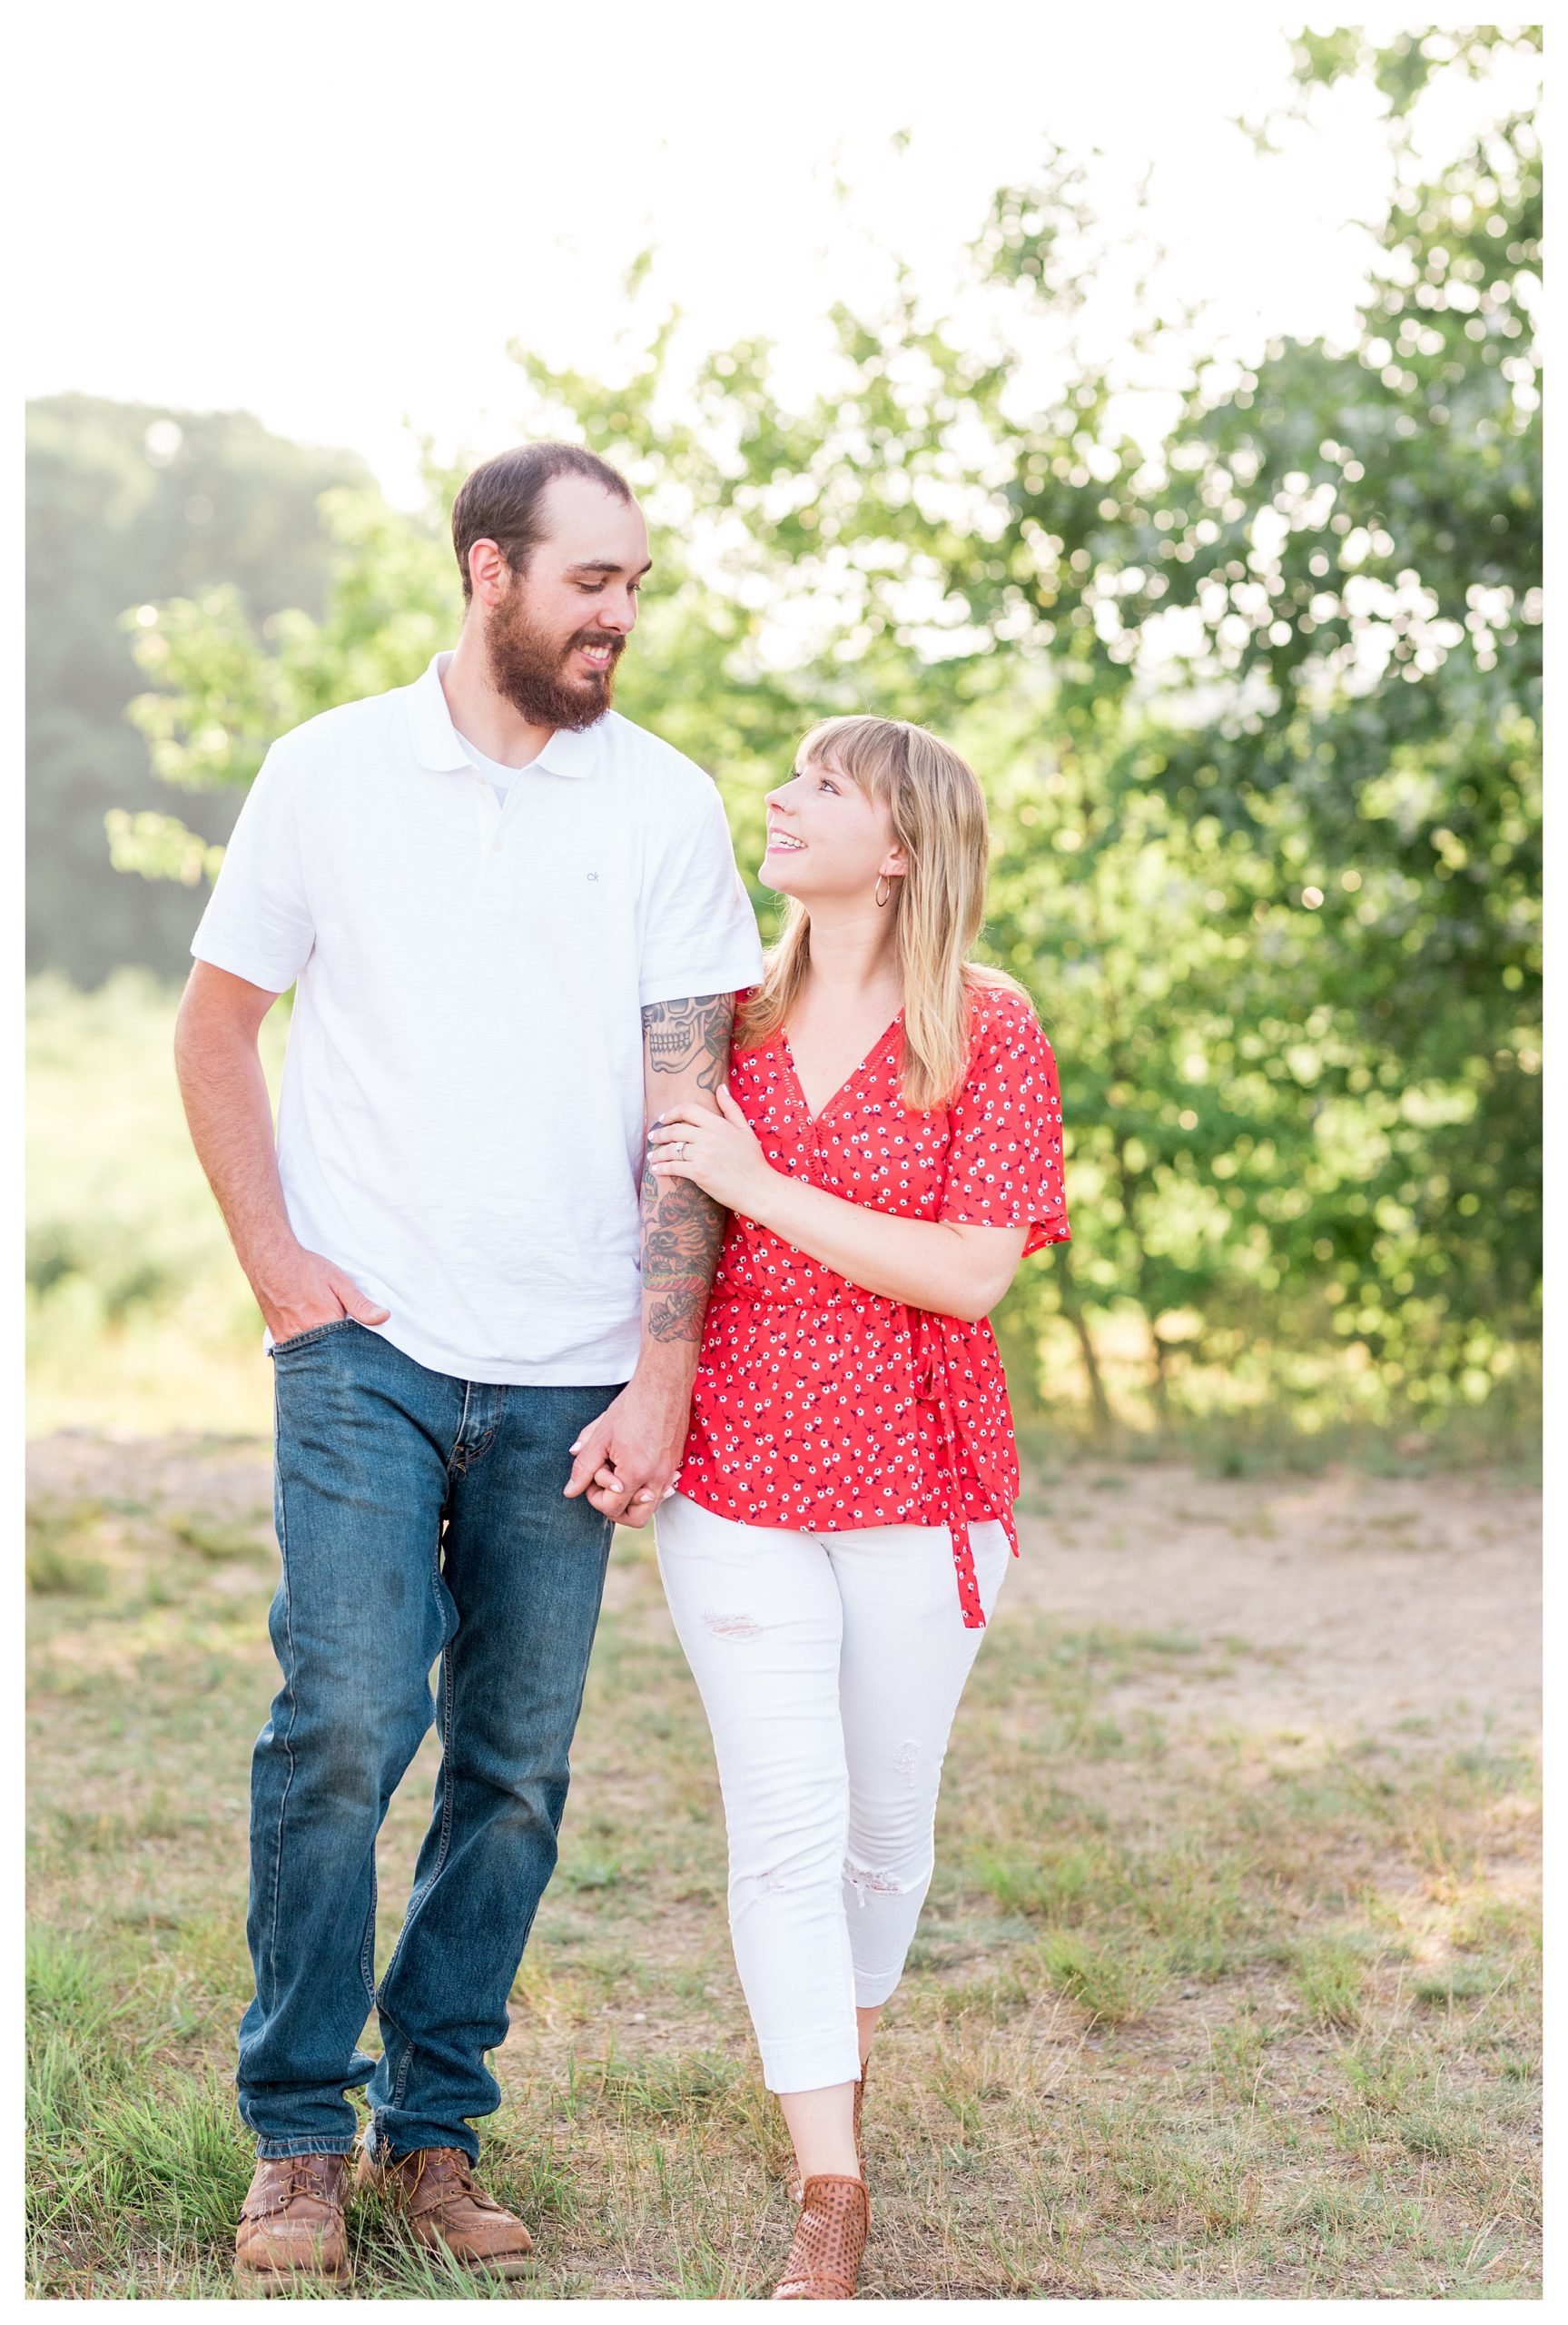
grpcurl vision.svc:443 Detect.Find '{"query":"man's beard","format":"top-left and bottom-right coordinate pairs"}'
top-left (484, 588), bottom-right (624, 730)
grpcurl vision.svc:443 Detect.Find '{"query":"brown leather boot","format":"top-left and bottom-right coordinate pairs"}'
top-left (772, 2173), bottom-right (870, 2300)
top-left (234, 2152), bottom-right (350, 2288)
top-left (355, 2142), bottom-right (533, 2278)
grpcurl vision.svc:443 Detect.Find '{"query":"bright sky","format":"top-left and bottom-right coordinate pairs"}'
top-left (22, 6), bottom-right (1528, 504)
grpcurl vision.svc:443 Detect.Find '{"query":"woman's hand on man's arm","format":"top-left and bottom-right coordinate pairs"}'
top-left (646, 1085), bottom-right (775, 1214)
top-left (648, 1099), bottom-right (1027, 1322)
top-left (564, 993), bottom-right (735, 1528)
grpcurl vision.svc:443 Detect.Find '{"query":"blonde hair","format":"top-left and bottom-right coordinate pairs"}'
top-left (738, 715), bottom-right (1022, 1111)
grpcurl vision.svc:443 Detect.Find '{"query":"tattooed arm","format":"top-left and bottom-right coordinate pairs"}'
top-left (563, 992), bottom-right (735, 1527)
top-left (637, 993), bottom-right (731, 1345)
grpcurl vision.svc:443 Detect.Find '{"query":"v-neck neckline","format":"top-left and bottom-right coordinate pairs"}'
top-left (780, 1011), bottom-right (903, 1127)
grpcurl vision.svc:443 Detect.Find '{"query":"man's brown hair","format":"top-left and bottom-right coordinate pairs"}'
top-left (450, 442), bottom-right (633, 603)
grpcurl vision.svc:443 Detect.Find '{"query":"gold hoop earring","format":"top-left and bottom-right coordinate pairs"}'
top-left (874, 875), bottom-right (894, 908)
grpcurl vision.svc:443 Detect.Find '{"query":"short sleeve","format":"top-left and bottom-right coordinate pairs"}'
top-left (638, 784), bottom-right (764, 1008)
top-left (190, 743), bottom-right (314, 993)
top-left (938, 990), bottom-right (1070, 1253)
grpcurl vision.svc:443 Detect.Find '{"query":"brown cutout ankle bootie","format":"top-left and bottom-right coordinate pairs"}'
top-left (772, 2173), bottom-right (870, 2300)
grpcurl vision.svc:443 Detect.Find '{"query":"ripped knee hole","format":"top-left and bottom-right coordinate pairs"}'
top-left (843, 1859), bottom-right (916, 1897)
top-left (700, 1608), bottom-right (764, 1640)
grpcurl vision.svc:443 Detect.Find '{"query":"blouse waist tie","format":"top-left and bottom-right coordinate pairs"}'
top-left (700, 1289), bottom-right (1017, 1629)
top-left (909, 1307), bottom-right (1019, 1632)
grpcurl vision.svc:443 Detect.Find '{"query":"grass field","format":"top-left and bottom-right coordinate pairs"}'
top-left (26, 1432), bottom-right (1541, 2300)
top-left (26, 974), bottom-right (291, 1439)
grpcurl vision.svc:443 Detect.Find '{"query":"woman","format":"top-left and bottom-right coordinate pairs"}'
top-left (646, 716), bottom-right (1070, 2300)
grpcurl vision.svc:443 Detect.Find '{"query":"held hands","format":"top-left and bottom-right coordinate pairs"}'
top-left (646, 1085), bottom-right (774, 1213)
top-left (565, 1086), bottom-right (771, 1529)
top-left (563, 1374), bottom-right (691, 1528)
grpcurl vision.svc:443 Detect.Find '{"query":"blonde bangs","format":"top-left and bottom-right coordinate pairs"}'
top-left (737, 717), bottom-right (1017, 1111)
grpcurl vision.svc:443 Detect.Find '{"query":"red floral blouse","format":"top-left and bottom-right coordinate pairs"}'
top-left (675, 982), bottom-right (1070, 1627)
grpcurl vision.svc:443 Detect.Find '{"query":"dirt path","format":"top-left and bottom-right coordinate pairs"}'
top-left (30, 1432), bottom-right (1541, 1748)
top-left (1010, 1462), bottom-right (1540, 1743)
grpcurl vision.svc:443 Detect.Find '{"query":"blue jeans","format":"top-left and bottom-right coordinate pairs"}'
top-left (237, 1320), bottom-right (620, 2161)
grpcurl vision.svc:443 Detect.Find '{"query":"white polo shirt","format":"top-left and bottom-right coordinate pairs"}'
top-left (192, 652), bottom-right (764, 1385)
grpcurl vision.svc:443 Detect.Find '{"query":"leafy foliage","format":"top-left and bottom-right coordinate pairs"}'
top-left (105, 32), bottom-right (1540, 1428)
top-left (25, 397), bottom-right (367, 981)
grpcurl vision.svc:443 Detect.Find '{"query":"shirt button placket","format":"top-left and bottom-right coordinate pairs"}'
top-left (477, 803), bottom-right (510, 912)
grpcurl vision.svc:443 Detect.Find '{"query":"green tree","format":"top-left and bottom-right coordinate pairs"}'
top-left (26, 396), bottom-right (369, 982)
top-left (965, 26), bottom-right (1542, 1413)
top-left (113, 31), bottom-right (1540, 1430)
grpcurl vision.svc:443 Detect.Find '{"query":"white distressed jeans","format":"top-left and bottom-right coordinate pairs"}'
top-left (656, 1490), bottom-right (1011, 2093)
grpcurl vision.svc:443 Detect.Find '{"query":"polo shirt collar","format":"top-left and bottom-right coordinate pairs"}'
top-left (407, 652), bottom-right (601, 780)
top-left (530, 722), bottom-right (599, 780)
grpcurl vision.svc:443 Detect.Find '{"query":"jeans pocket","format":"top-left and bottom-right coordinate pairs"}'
top-left (270, 1318), bottom-right (361, 1359)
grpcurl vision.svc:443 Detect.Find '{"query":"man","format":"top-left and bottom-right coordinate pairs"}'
top-left (175, 442), bottom-right (762, 2288)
